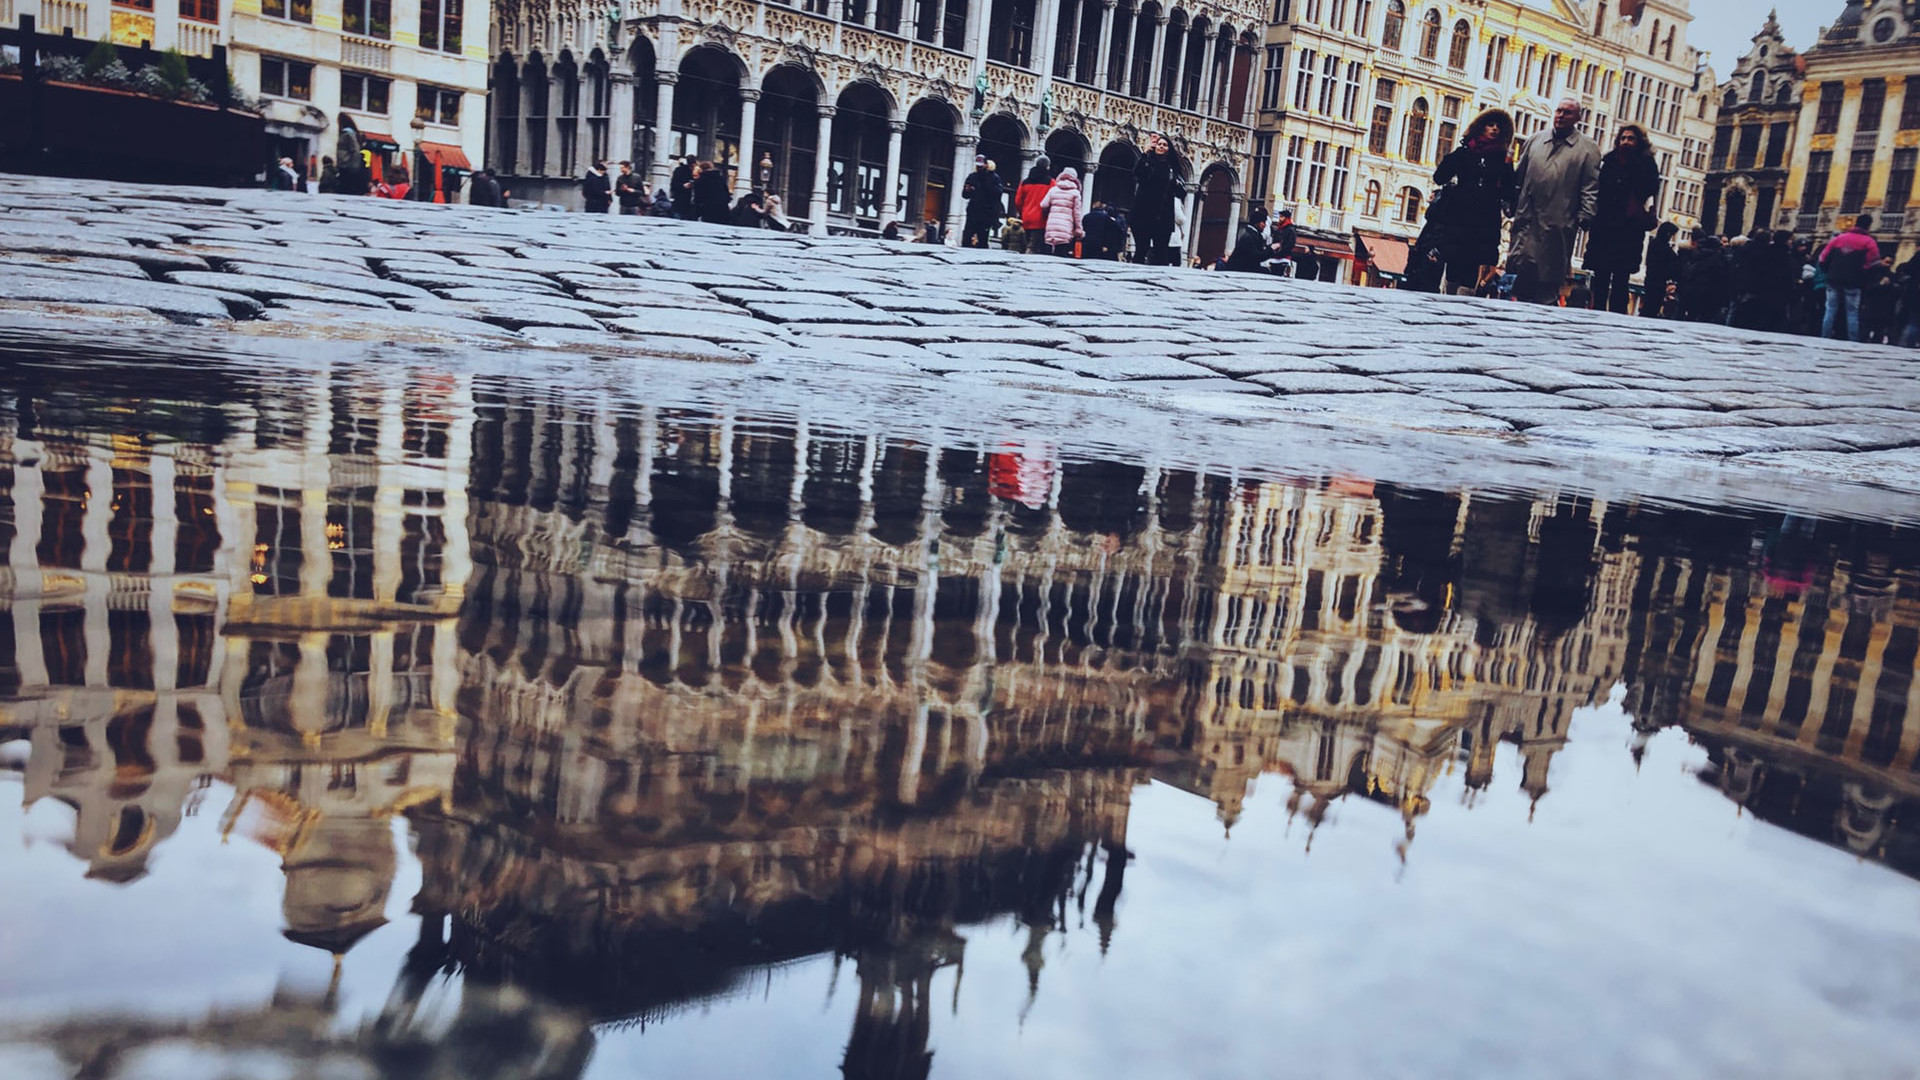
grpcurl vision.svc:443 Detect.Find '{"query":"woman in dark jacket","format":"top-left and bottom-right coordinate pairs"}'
top-left (1583, 124), bottom-right (1662, 314)
top-left (1130, 133), bottom-right (1184, 265)
top-left (1641, 221), bottom-right (1681, 318)
top-left (693, 161), bottom-right (733, 225)
top-left (1429, 108), bottom-right (1516, 294)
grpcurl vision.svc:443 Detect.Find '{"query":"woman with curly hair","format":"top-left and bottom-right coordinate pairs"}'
top-left (1584, 123), bottom-right (1663, 313)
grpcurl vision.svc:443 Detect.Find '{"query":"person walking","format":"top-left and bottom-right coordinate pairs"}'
top-left (1131, 133), bottom-right (1184, 266)
top-left (1641, 221), bottom-right (1680, 318)
top-left (1429, 109), bottom-right (1516, 295)
top-left (581, 161), bottom-right (613, 213)
top-left (1509, 98), bottom-right (1602, 304)
top-left (1818, 214), bottom-right (1882, 342)
top-left (614, 161), bottom-right (645, 215)
top-left (961, 155), bottom-right (1005, 248)
top-left (1011, 159), bottom-right (1053, 254)
top-left (693, 161), bottom-right (732, 224)
top-left (670, 157), bottom-right (697, 219)
top-left (1038, 166), bottom-right (1085, 256)
top-left (1582, 124), bottom-right (1661, 314)
top-left (1226, 206), bottom-right (1276, 272)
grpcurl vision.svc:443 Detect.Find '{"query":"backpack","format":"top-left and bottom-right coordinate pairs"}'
top-left (1826, 240), bottom-right (1870, 288)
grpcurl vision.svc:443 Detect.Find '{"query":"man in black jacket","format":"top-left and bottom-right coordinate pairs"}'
top-left (614, 161), bottom-right (645, 214)
top-left (670, 157), bottom-right (696, 219)
top-left (581, 162), bottom-right (612, 213)
top-left (1226, 207), bottom-right (1275, 273)
top-left (961, 155), bottom-right (1004, 248)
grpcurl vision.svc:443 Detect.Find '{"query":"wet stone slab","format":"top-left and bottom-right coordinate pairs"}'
top-left (1, 171), bottom-right (1918, 498)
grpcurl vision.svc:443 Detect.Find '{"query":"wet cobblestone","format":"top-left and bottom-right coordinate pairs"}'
top-left (3, 172), bottom-right (1918, 509)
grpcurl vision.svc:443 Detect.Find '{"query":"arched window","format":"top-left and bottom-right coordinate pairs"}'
top-left (1648, 19), bottom-right (1660, 56)
top-left (1419, 9), bottom-right (1441, 59)
top-left (1663, 26), bottom-right (1674, 60)
top-left (1448, 19), bottom-right (1470, 69)
top-left (1404, 96), bottom-right (1428, 163)
top-left (1775, 82), bottom-right (1793, 105)
top-left (1723, 88), bottom-right (1738, 110)
top-left (1401, 186), bottom-right (1421, 222)
top-left (1382, 0), bottom-right (1403, 49)
top-left (1593, 0), bottom-right (1606, 35)
top-left (1363, 179), bottom-right (1381, 216)
top-left (1750, 69), bottom-right (1764, 102)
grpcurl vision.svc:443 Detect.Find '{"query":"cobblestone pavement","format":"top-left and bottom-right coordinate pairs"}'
top-left (4, 172), bottom-right (1919, 515)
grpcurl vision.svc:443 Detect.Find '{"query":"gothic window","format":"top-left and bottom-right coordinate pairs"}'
top-left (1418, 9), bottom-right (1440, 59)
top-left (1381, 0), bottom-right (1403, 49)
top-left (1448, 19), bottom-right (1469, 69)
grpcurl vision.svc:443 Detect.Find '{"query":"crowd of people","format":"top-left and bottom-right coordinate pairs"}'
top-left (270, 102), bottom-right (1918, 347)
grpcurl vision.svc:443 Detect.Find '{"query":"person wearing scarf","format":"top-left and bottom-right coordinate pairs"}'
top-left (1429, 109), bottom-right (1516, 295)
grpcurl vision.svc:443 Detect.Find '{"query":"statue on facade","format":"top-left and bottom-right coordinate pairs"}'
top-left (606, 2), bottom-right (620, 46)
top-left (971, 71), bottom-right (990, 118)
top-left (1038, 86), bottom-right (1054, 132)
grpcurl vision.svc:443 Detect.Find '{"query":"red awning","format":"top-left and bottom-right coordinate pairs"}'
top-left (1362, 234), bottom-right (1410, 276)
top-left (419, 141), bottom-right (473, 171)
top-left (353, 125), bottom-right (400, 151)
top-left (1297, 237), bottom-right (1353, 260)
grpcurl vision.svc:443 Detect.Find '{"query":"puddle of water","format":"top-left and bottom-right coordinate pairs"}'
top-left (4, 353), bottom-right (1920, 1078)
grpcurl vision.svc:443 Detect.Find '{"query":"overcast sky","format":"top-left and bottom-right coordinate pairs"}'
top-left (1685, 0), bottom-right (1829, 77)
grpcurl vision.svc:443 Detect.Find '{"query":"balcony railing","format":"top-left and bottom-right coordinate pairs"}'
top-left (1795, 211), bottom-right (1819, 233)
top-left (341, 34), bottom-right (392, 72)
top-left (42, 0), bottom-right (87, 36)
top-left (178, 20), bottom-right (222, 58)
top-left (1878, 211), bottom-right (1906, 234)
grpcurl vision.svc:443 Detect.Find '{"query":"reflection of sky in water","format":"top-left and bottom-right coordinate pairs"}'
top-left (11, 702), bottom-right (1920, 1077)
top-left (9, 355), bottom-right (1920, 1078)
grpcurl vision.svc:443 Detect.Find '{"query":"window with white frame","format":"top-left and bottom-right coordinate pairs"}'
top-left (1307, 140), bottom-right (1328, 204)
top-left (1283, 135), bottom-right (1305, 201)
top-left (1318, 53), bottom-right (1339, 113)
top-left (340, 72), bottom-right (390, 113)
top-left (1341, 61), bottom-right (1362, 121)
top-left (1331, 146), bottom-right (1351, 209)
top-left (1261, 45), bottom-right (1286, 110)
top-left (1294, 49), bottom-right (1317, 110)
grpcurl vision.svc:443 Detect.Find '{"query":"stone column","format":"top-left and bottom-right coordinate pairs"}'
top-left (1161, 23), bottom-right (1186, 108)
top-left (881, 119), bottom-right (907, 227)
top-left (947, 132), bottom-right (979, 242)
top-left (1092, 0), bottom-right (1115, 89)
top-left (609, 71), bottom-right (636, 164)
top-left (736, 89), bottom-right (761, 194)
top-left (649, 71), bottom-right (679, 191)
top-left (811, 104), bottom-right (837, 232)
top-left (1144, 14), bottom-right (1167, 103)
top-left (931, 0), bottom-right (948, 46)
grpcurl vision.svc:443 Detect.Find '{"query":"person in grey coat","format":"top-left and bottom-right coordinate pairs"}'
top-left (1508, 97), bottom-right (1602, 304)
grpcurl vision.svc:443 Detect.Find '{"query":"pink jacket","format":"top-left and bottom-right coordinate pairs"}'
top-left (1039, 168), bottom-right (1084, 245)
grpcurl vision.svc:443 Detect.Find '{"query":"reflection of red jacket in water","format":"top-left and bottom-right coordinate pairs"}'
top-left (988, 449), bottom-right (1053, 509)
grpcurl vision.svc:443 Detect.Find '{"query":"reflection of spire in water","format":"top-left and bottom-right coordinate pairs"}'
top-left (16, 363), bottom-right (1920, 1069)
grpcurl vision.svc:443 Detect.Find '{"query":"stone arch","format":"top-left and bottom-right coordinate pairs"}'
top-left (491, 50), bottom-right (520, 173)
top-left (675, 44), bottom-right (745, 169)
top-left (521, 51), bottom-right (551, 174)
top-left (757, 64), bottom-right (823, 215)
top-left (833, 76), bottom-right (900, 121)
top-left (629, 36), bottom-right (658, 176)
top-left (1177, 14), bottom-right (1209, 110)
top-left (831, 81), bottom-right (894, 221)
top-left (978, 111), bottom-right (1029, 178)
top-left (1093, 138), bottom-right (1139, 210)
top-left (1194, 160), bottom-right (1237, 264)
top-left (1043, 127), bottom-right (1092, 176)
top-left (903, 96), bottom-right (961, 229)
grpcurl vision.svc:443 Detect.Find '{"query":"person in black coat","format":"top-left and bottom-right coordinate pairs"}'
top-left (1640, 221), bottom-right (1680, 318)
top-left (1430, 108), bottom-right (1516, 294)
top-left (614, 161), bottom-right (645, 214)
top-left (1583, 124), bottom-right (1662, 314)
top-left (1676, 235), bottom-right (1732, 324)
top-left (1226, 206), bottom-right (1276, 273)
top-left (692, 161), bottom-right (732, 224)
top-left (581, 161), bottom-right (613, 213)
top-left (670, 158), bottom-right (697, 219)
top-left (1130, 132), bottom-right (1184, 265)
top-left (960, 155), bottom-right (1004, 248)
top-left (732, 188), bottom-right (770, 228)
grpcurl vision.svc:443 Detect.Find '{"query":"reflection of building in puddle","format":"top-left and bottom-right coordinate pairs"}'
top-left (15, 368), bottom-right (1920, 1072)
top-left (1624, 514), bottom-right (1920, 873)
top-left (1179, 479), bottom-right (1638, 844)
top-left (0, 368), bottom-right (471, 922)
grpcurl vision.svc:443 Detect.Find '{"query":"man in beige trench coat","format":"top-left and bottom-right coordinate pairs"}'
top-left (1508, 97), bottom-right (1602, 304)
